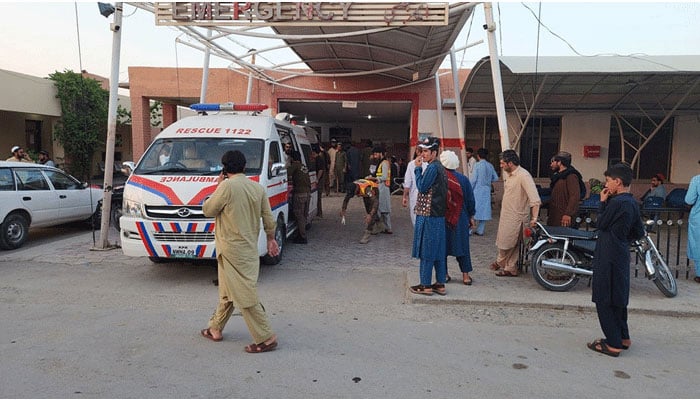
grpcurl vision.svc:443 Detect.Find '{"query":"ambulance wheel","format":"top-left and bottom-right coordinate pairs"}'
top-left (261, 219), bottom-right (285, 265)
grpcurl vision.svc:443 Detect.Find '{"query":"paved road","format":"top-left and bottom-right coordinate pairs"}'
top-left (1, 194), bottom-right (698, 398)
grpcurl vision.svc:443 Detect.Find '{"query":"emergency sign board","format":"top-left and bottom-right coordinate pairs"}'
top-left (155, 2), bottom-right (449, 26)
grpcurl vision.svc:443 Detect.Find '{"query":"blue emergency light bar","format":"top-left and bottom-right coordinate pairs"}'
top-left (189, 103), bottom-right (268, 112)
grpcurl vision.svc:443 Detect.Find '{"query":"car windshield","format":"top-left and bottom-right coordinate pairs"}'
top-left (134, 138), bottom-right (265, 176)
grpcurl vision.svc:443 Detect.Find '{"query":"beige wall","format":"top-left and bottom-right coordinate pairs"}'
top-left (672, 115), bottom-right (700, 183)
top-left (560, 113), bottom-right (611, 182)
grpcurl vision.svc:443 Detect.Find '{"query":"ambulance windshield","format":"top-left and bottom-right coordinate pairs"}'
top-left (135, 138), bottom-right (265, 176)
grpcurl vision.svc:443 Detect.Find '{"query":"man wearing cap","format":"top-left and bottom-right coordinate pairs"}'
top-left (440, 150), bottom-right (476, 286)
top-left (547, 151), bottom-right (582, 227)
top-left (7, 146), bottom-right (33, 163)
top-left (640, 173), bottom-right (667, 204)
top-left (491, 150), bottom-right (541, 277)
top-left (410, 136), bottom-right (448, 296)
top-left (37, 150), bottom-right (55, 167)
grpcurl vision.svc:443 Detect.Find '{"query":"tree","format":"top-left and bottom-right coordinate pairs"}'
top-left (49, 70), bottom-right (108, 181)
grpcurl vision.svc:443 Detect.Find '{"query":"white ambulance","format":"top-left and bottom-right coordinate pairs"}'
top-left (119, 103), bottom-right (318, 265)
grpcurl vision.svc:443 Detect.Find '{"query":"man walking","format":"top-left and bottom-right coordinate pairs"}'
top-left (370, 146), bottom-right (392, 234)
top-left (201, 150), bottom-right (279, 353)
top-left (491, 150), bottom-right (541, 277)
top-left (547, 151), bottom-right (581, 227)
top-left (470, 148), bottom-right (499, 236)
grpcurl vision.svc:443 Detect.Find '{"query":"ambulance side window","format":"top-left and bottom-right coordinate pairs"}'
top-left (300, 144), bottom-right (314, 172)
top-left (268, 141), bottom-right (281, 178)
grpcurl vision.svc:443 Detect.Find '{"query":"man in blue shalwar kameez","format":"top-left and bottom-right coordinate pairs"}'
top-left (410, 137), bottom-right (448, 296)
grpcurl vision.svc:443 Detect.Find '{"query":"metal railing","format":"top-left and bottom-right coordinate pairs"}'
top-left (576, 205), bottom-right (694, 279)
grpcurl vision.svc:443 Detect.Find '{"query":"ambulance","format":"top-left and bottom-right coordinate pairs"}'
top-left (119, 102), bottom-right (318, 265)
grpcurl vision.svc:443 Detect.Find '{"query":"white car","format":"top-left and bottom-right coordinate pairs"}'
top-left (0, 161), bottom-right (103, 250)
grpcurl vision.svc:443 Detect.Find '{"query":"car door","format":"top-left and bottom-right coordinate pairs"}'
top-left (14, 168), bottom-right (57, 226)
top-left (43, 169), bottom-right (95, 221)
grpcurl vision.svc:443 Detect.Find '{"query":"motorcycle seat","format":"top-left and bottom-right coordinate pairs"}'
top-left (542, 225), bottom-right (598, 240)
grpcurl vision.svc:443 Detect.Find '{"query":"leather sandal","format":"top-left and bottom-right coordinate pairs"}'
top-left (430, 283), bottom-right (446, 296)
top-left (495, 269), bottom-right (518, 277)
top-left (409, 284), bottom-right (433, 296)
top-left (489, 262), bottom-right (501, 271)
top-left (587, 339), bottom-right (621, 357)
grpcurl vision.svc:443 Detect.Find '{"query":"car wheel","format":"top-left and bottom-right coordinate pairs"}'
top-left (0, 213), bottom-right (29, 250)
top-left (111, 201), bottom-right (122, 231)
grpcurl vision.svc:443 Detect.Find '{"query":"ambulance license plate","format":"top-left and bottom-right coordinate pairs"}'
top-left (171, 246), bottom-right (197, 258)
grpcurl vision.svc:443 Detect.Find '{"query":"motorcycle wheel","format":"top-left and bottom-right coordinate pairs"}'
top-left (646, 246), bottom-right (678, 298)
top-left (531, 243), bottom-right (581, 292)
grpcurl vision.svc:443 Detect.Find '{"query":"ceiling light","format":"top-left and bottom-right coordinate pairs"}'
top-left (304, 116), bottom-right (308, 124)
top-left (367, 114), bottom-right (372, 120)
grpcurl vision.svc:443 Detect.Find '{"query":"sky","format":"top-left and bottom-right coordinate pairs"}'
top-left (0, 1), bottom-right (699, 83)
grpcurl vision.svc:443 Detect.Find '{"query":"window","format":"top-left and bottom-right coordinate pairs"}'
top-left (15, 169), bottom-right (50, 191)
top-left (519, 117), bottom-right (561, 178)
top-left (45, 170), bottom-right (81, 190)
top-left (609, 116), bottom-right (673, 179)
top-left (267, 141), bottom-right (281, 178)
top-left (0, 169), bottom-right (15, 191)
top-left (300, 144), bottom-right (314, 171)
top-left (464, 117), bottom-right (503, 173)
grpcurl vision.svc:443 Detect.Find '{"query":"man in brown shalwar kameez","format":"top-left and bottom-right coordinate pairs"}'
top-left (200, 150), bottom-right (280, 353)
top-left (491, 150), bottom-right (541, 277)
top-left (547, 151), bottom-right (581, 227)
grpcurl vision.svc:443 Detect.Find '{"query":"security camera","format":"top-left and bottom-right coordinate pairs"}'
top-left (110, 23), bottom-right (120, 32)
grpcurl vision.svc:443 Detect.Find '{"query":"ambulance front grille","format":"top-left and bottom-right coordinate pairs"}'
top-left (152, 232), bottom-right (215, 242)
top-left (145, 205), bottom-right (207, 219)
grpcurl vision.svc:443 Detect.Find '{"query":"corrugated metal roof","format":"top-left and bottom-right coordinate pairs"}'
top-left (460, 56), bottom-right (700, 114)
top-left (499, 55), bottom-right (700, 74)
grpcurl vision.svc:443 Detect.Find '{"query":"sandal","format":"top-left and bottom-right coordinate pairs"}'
top-left (430, 283), bottom-right (446, 296)
top-left (463, 278), bottom-right (473, 286)
top-left (621, 339), bottom-right (631, 350)
top-left (409, 284), bottom-right (433, 296)
top-left (245, 338), bottom-right (278, 353)
top-left (489, 262), bottom-right (501, 271)
top-left (694, 276), bottom-right (700, 283)
top-left (587, 339), bottom-right (621, 357)
top-left (495, 269), bottom-right (518, 277)
top-left (200, 328), bottom-right (223, 342)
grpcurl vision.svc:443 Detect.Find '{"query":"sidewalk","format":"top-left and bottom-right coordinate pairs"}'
top-left (9, 193), bottom-right (699, 317)
top-left (391, 195), bottom-right (700, 317)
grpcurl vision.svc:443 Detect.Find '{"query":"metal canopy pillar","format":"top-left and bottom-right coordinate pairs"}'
top-left (200, 29), bottom-right (212, 103)
top-left (483, 2), bottom-right (510, 151)
top-left (95, 2), bottom-right (123, 250)
top-left (449, 48), bottom-right (467, 174)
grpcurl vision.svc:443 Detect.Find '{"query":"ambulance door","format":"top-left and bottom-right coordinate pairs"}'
top-left (266, 138), bottom-right (288, 223)
top-left (298, 143), bottom-right (318, 220)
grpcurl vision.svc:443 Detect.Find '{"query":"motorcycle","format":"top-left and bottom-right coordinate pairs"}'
top-left (525, 221), bottom-right (677, 298)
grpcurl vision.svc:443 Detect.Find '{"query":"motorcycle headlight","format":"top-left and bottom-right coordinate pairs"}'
top-left (122, 199), bottom-right (143, 218)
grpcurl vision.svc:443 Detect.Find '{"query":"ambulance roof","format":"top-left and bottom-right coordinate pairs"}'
top-left (155, 113), bottom-right (306, 140)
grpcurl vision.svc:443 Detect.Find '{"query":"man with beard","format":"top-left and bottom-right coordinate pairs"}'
top-left (490, 150), bottom-right (541, 277)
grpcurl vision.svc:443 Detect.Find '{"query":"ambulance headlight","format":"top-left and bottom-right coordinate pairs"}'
top-left (123, 199), bottom-right (143, 218)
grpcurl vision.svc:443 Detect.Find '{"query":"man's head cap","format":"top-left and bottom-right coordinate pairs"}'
top-left (418, 136), bottom-right (440, 151)
top-left (11, 146), bottom-right (20, 153)
top-left (439, 150), bottom-right (459, 170)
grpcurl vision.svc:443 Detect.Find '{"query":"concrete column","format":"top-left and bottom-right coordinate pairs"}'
top-left (162, 103), bottom-right (177, 128)
top-left (130, 96), bottom-right (151, 162)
